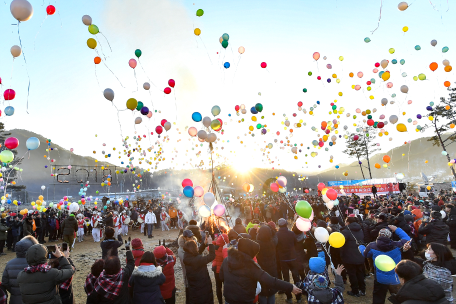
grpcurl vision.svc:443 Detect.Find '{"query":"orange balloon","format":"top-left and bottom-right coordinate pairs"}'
top-left (321, 121), bottom-right (327, 129)
top-left (243, 183), bottom-right (250, 192)
top-left (429, 62), bottom-right (438, 71)
top-left (375, 163), bottom-right (381, 169)
top-left (383, 155), bottom-right (391, 163)
top-left (349, 72), bottom-right (354, 77)
top-left (445, 66), bottom-right (452, 72)
top-left (94, 57), bottom-right (101, 64)
top-left (444, 81), bottom-right (451, 87)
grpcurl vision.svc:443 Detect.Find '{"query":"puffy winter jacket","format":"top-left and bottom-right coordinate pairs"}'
top-left (22, 220), bottom-right (33, 237)
top-left (388, 274), bottom-right (447, 304)
top-left (276, 226), bottom-right (297, 261)
top-left (257, 225), bottom-right (279, 297)
top-left (2, 236), bottom-right (38, 304)
top-left (0, 221), bottom-right (8, 241)
top-left (212, 234), bottom-right (229, 273)
top-left (61, 216), bottom-right (78, 236)
top-left (132, 249), bottom-right (145, 266)
top-left (340, 222), bottom-right (365, 265)
top-left (369, 221), bottom-right (389, 241)
top-left (177, 235), bottom-right (196, 288)
top-left (412, 209), bottom-right (423, 235)
top-left (17, 244), bottom-right (75, 304)
top-left (100, 235), bottom-right (123, 259)
top-left (418, 219), bottom-right (449, 245)
top-left (128, 265), bottom-right (166, 304)
top-left (364, 227), bottom-right (410, 285)
top-left (155, 247), bottom-right (176, 300)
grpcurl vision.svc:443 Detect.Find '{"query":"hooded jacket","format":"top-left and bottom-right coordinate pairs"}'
top-left (303, 272), bottom-right (344, 304)
top-left (447, 208), bottom-right (456, 238)
top-left (100, 235), bottom-right (123, 259)
top-left (256, 225), bottom-right (279, 297)
top-left (340, 222), bottom-right (365, 265)
top-left (364, 227), bottom-right (410, 285)
top-left (177, 235), bottom-right (197, 288)
top-left (153, 246), bottom-right (176, 300)
top-left (276, 226), bottom-right (297, 261)
top-left (369, 221), bottom-right (389, 241)
top-left (61, 216), bottom-right (78, 236)
top-left (2, 236), bottom-right (38, 304)
top-left (16, 244), bottom-right (75, 304)
top-left (233, 218), bottom-right (247, 236)
top-left (212, 234), bottom-right (228, 273)
top-left (418, 219), bottom-right (449, 245)
top-left (412, 209), bottom-right (423, 235)
top-left (220, 247), bottom-right (293, 304)
top-left (388, 274), bottom-right (447, 304)
top-left (128, 265), bottom-right (166, 304)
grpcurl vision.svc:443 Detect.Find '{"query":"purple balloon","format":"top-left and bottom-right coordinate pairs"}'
top-left (141, 107), bottom-right (149, 115)
top-left (417, 114), bottom-right (422, 119)
top-left (261, 128), bottom-right (267, 134)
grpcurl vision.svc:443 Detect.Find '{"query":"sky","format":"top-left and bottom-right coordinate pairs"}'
top-left (0, 0), bottom-right (455, 178)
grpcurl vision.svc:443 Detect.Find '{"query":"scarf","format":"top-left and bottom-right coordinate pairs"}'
top-left (94, 270), bottom-right (124, 300)
top-left (156, 252), bottom-right (175, 267)
top-left (24, 264), bottom-right (51, 273)
top-left (84, 273), bottom-right (97, 296)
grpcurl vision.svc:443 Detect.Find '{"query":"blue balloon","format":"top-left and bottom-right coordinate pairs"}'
top-left (26, 137), bottom-right (40, 150)
top-left (392, 59), bottom-right (397, 64)
top-left (192, 112), bottom-right (202, 122)
top-left (183, 186), bottom-right (194, 198)
top-left (5, 106), bottom-right (14, 116)
top-left (358, 244), bottom-right (366, 254)
top-left (140, 106), bottom-right (149, 115)
top-left (250, 107), bottom-right (258, 114)
top-left (224, 62), bottom-right (230, 69)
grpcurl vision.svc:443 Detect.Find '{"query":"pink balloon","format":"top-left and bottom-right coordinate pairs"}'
top-left (296, 217), bottom-right (312, 232)
top-left (188, 127), bottom-right (197, 137)
top-left (193, 186), bottom-right (204, 197)
top-left (270, 183), bottom-right (279, 192)
top-left (213, 204), bottom-right (226, 216)
top-left (357, 72), bottom-right (364, 78)
top-left (355, 85), bottom-right (361, 91)
top-left (407, 100), bottom-right (412, 105)
top-left (413, 121), bottom-right (417, 125)
top-left (182, 178), bottom-right (193, 188)
top-left (379, 114), bottom-right (385, 119)
top-left (326, 64), bottom-right (332, 69)
top-left (147, 111), bottom-right (152, 118)
top-left (387, 82), bottom-right (393, 88)
top-left (373, 68), bottom-right (379, 73)
top-left (356, 108), bottom-right (361, 113)
top-left (4, 89), bottom-right (15, 101)
top-left (313, 52), bottom-right (320, 61)
top-left (129, 59), bottom-right (137, 69)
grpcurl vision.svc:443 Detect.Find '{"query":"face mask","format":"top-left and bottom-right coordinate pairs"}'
top-left (425, 252), bottom-right (433, 260)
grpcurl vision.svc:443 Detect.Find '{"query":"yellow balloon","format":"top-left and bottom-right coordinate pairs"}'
top-left (402, 26), bottom-right (408, 32)
top-left (39, 195), bottom-right (43, 201)
top-left (429, 116), bottom-right (434, 121)
top-left (194, 28), bottom-right (201, 36)
top-left (329, 232), bottom-right (345, 248)
top-left (396, 123), bottom-right (407, 132)
top-left (381, 71), bottom-right (390, 81)
top-left (249, 126), bottom-right (254, 131)
top-left (126, 98), bottom-right (138, 110)
top-left (251, 116), bottom-right (257, 122)
top-left (87, 38), bottom-right (97, 49)
top-left (321, 188), bottom-right (328, 195)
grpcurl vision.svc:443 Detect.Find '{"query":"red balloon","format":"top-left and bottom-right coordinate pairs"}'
top-left (46, 5), bottom-right (56, 15)
top-left (0, 77), bottom-right (2, 85)
top-left (375, 62), bottom-right (380, 67)
top-left (367, 81), bottom-right (372, 85)
top-left (270, 183), bottom-right (279, 192)
top-left (318, 141), bottom-right (324, 147)
top-left (164, 87), bottom-right (171, 94)
top-left (326, 188), bottom-right (338, 200)
top-left (4, 89), bottom-right (15, 101)
top-left (261, 62), bottom-right (267, 68)
top-left (353, 135), bottom-right (359, 141)
top-left (305, 189), bottom-right (309, 193)
top-left (161, 119), bottom-right (167, 127)
top-left (367, 119), bottom-right (375, 126)
top-left (168, 79), bottom-right (175, 88)
top-left (317, 76), bottom-right (321, 80)
top-left (155, 126), bottom-right (163, 134)
top-left (325, 129), bottom-right (330, 134)
top-left (297, 101), bottom-right (303, 107)
top-left (317, 182), bottom-right (326, 191)
top-left (377, 122), bottom-right (385, 128)
top-left (182, 178), bottom-right (193, 188)
top-left (235, 105), bottom-right (240, 111)
top-left (5, 137), bottom-right (19, 149)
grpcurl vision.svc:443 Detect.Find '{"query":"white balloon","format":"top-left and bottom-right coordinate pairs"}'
top-left (82, 15), bottom-right (92, 26)
top-left (203, 192), bottom-right (215, 205)
top-left (143, 82), bottom-right (150, 90)
top-left (241, 109), bottom-right (247, 114)
top-left (103, 88), bottom-right (114, 101)
top-left (389, 115), bottom-right (398, 124)
top-left (398, 1), bottom-right (408, 11)
top-left (10, 45), bottom-right (21, 58)
top-left (443, 59), bottom-right (450, 67)
top-left (314, 227), bottom-right (329, 243)
top-left (164, 122), bottom-right (171, 131)
top-left (135, 117), bottom-right (142, 124)
top-left (431, 40), bottom-right (437, 47)
top-left (400, 85), bottom-right (409, 93)
top-left (10, 0), bottom-right (33, 22)
top-left (199, 205), bottom-right (211, 217)
top-left (381, 59), bottom-right (388, 69)
top-left (197, 130), bottom-right (207, 140)
top-left (206, 133), bottom-right (217, 143)
top-left (326, 200), bottom-right (334, 210)
top-left (322, 195), bottom-right (331, 203)
top-left (41, 185), bottom-right (45, 190)
top-left (291, 147), bottom-right (297, 154)
top-left (202, 117), bottom-right (211, 128)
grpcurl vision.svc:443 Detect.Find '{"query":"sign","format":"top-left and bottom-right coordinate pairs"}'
top-left (329, 183), bottom-right (400, 195)
top-left (52, 165), bottom-right (120, 185)
top-left (327, 179), bottom-right (366, 186)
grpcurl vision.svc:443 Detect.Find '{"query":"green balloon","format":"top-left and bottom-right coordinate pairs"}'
top-left (303, 88), bottom-right (308, 93)
top-left (255, 103), bottom-right (263, 112)
top-left (367, 114), bottom-right (372, 119)
top-left (295, 200), bottom-right (313, 219)
top-left (211, 105), bottom-right (221, 116)
top-left (222, 33), bottom-right (229, 41)
top-left (308, 71), bottom-right (312, 76)
top-left (400, 59), bottom-right (405, 65)
top-left (415, 45), bottom-right (421, 51)
top-left (135, 49), bottom-right (142, 58)
top-left (256, 123), bottom-right (262, 129)
top-left (221, 40), bottom-right (228, 49)
top-left (88, 24), bottom-right (99, 35)
top-left (0, 150), bottom-right (13, 163)
top-left (364, 37), bottom-right (371, 43)
top-left (418, 73), bottom-right (426, 81)
top-left (210, 119), bottom-right (221, 130)
top-left (375, 255), bottom-right (396, 272)
top-left (136, 101), bottom-right (144, 111)
top-left (442, 46), bottom-right (449, 53)
top-left (332, 105), bottom-right (337, 110)
top-left (196, 9), bottom-right (204, 17)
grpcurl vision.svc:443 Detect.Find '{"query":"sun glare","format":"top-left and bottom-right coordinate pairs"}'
top-left (233, 159), bottom-right (253, 174)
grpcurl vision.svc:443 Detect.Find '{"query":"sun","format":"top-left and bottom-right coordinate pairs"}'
top-left (232, 159), bottom-right (253, 174)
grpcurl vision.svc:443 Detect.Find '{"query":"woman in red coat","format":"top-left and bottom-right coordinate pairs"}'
top-left (131, 238), bottom-right (145, 266)
top-left (153, 245), bottom-right (177, 304)
top-left (212, 232), bottom-right (229, 304)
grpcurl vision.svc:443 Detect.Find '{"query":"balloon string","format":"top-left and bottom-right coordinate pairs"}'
top-left (9, 58), bottom-right (15, 88)
top-left (95, 36), bottom-right (107, 61)
top-left (232, 54), bottom-right (242, 83)
top-left (102, 61), bottom-right (124, 88)
top-left (33, 15), bottom-right (48, 50)
top-left (173, 89), bottom-right (178, 122)
top-left (94, 65), bottom-right (101, 90)
top-left (148, 90), bottom-right (155, 117)
top-left (133, 69), bottom-right (138, 92)
top-left (17, 23), bottom-right (31, 114)
top-left (99, 32), bottom-right (112, 52)
top-left (370, 0), bottom-right (383, 34)
top-left (198, 37), bottom-right (213, 65)
top-left (57, 9), bottom-right (63, 28)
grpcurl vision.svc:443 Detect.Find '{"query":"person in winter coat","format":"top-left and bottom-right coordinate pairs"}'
top-left (276, 218), bottom-right (302, 303)
top-left (22, 216), bottom-right (33, 237)
top-left (211, 232), bottom-right (228, 304)
top-left (183, 235), bottom-right (215, 304)
top-left (2, 236), bottom-right (38, 304)
top-left (11, 217), bottom-right (21, 251)
top-left (220, 238), bottom-right (302, 304)
top-left (61, 214), bottom-right (78, 250)
top-left (418, 211), bottom-right (449, 245)
top-left (369, 213), bottom-right (389, 241)
top-left (153, 245), bottom-right (176, 304)
top-left (130, 238), bottom-right (145, 266)
top-left (256, 225), bottom-right (279, 304)
top-left (103, 212), bottom-right (113, 229)
top-left (362, 214), bottom-right (376, 243)
top-left (364, 225), bottom-right (411, 304)
top-left (185, 220), bottom-right (202, 243)
top-left (128, 251), bottom-right (166, 304)
top-left (145, 207), bottom-right (157, 238)
top-left (446, 207), bottom-right (456, 249)
top-left (84, 259), bottom-right (104, 297)
top-left (233, 218), bottom-right (247, 236)
top-left (48, 252), bottom-right (76, 304)
top-left (292, 223), bottom-right (307, 281)
top-left (388, 260), bottom-right (448, 304)
top-left (298, 264), bottom-right (345, 304)
top-left (178, 230), bottom-right (197, 303)
top-left (340, 216), bottom-right (366, 297)
top-left (16, 244), bottom-right (74, 304)
top-left (0, 218), bottom-right (8, 255)
top-left (100, 227), bottom-right (123, 259)
top-left (88, 247), bottom-right (135, 304)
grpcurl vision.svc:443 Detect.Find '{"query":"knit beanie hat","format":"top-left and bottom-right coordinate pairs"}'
top-left (267, 221), bottom-right (276, 231)
top-left (238, 238), bottom-right (260, 259)
top-left (131, 238), bottom-right (143, 249)
top-left (309, 257), bottom-right (326, 273)
top-left (378, 228), bottom-right (392, 238)
top-left (312, 275), bottom-right (328, 289)
top-left (278, 218), bottom-right (287, 227)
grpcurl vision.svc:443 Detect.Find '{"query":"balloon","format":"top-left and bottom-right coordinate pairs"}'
top-left (4, 106), bottom-right (14, 117)
top-left (211, 119), bottom-right (221, 130)
top-left (143, 82), bottom-right (150, 90)
top-left (198, 130), bottom-right (207, 140)
top-left (445, 66), bottom-right (452, 72)
top-left (396, 123), bottom-right (407, 132)
top-left (317, 183), bottom-right (326, 191)
top-left (238, 46), bottom-right (245, 54)
top-left (431, 39), bottom-right (437, 46)
top-left (103, 88), bottom-right (114, 101)
top-left (168, 79), bottom-right (175, 88)
top-left (194, 28), bottom-right (201, 36)
top-left (202, 117), bottom-right (211, 127)
top-left (196, 9), bottom-right (204, 16)
top-left (126, 98), bottom-right (137, 110)
top-left (188, 127), bottom-right (197, 137)
top-left (430, 62), bottom-right (438, 71)
top-left (203, 192), bottom-right (215, 205)
top-left (155, 126), bottom-right (163, 135)
top-left (296, 217), bottom-right (312, 232)
top-left (10, 0), bottom-right (33, 21)
top-left (313, 52), bottom-right (320, 61)
top-left (192, 112), bottom-right (202, 122)
top-left (326, 189), bottom-right (337, 200)
top-left (375, 255), bottom-right (396, 272)
top-left (199, 205), bottom-right (211, 217)
top-left (94, 57), bottom-right (101, 64)
top-left (206, 133), bottom-right (217, 142)
top-left (134, 117), bottom-right (142, 124)
top-left (10, 45), bottom-right (21, 58)
top-left (213, 204), bottom-right (226, 217)
top-left (398, 2), bottom-right (408, 10)
top-left (87, 38), bottom-right (97, 49)
top-left (270, 183), bottom-right (279, 192)
top-left (147, 111), bottom-right (152, 118)
top-left (261, 62), bottom-right (267, 68)
top-left (277, 176), bottom-right (287, 187)
top-left (129, 59), bottom-right (137, 69)
top-left (442, 46), bottom-right (449, 53)
top-left (211, 105), bottom-right (221, 116)
top-left (26, 137), bottom-right (39, 150)
top-left (164, 87), bottom-right (171, 94)
top-left (223, 62), bottom-right (230, 69)
top-left (4, 89), bottom-right (15, 101)
top-left (381, 71), bottom-right (390, 81)
top-left (5, 137), bottom-right (19, 149)
top-left (255, 103), bottom-right (263, 112)
top-left (381, 59), bottom-right (389, 69)
top-left (88, 24), bottom-right (99, 35)
top-left (444, 81), bottom-right (451, 88)
top-left (164, 122), bottom-right (171, 131)
top-left (389, 115), bottom-right (398, 124)
top-left (314, 227), bottom-right (330, 243)
top-left (400, 85), bottom-right (409, 93)
top-left (82, 15), bottom-right (92, 25)
top-left (443, 59), bottom-right (450, 66)
top-left (295, 200), bottom-right (312, 218)
top-left (140, 106), bottom-right (149, 115)
top-left (328, 232), bottom-right (345, 248)
top-left (0, 150), bottom-right (14, 163)
top-left (183, 186), bottom-right (194, 198)
top-left (402, 26), bottom-right (408, 32)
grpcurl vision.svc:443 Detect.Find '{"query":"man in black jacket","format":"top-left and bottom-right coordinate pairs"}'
top-left (276, 218), bottom-right (302, 303)
top-left (418, 211), bottom-right (449, 245)
top-left (370, 213), bottom-right (389, 241)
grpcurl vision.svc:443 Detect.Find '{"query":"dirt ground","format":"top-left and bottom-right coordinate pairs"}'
top-left (0, 228), bottom-right (455, 304)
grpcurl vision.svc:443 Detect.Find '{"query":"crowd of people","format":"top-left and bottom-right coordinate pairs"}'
top-left (0, 189), bottom-right (454, 304)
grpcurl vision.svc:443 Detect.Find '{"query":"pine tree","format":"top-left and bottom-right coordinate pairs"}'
top-left (422, 87), bottom-right (456, 181)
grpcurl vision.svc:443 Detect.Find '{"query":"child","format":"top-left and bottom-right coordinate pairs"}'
top-left (77, 214), bottom-right (85, 242)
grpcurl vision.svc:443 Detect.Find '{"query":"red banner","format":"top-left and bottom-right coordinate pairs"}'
top-left (329, 183), bottom-right (400, 195)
